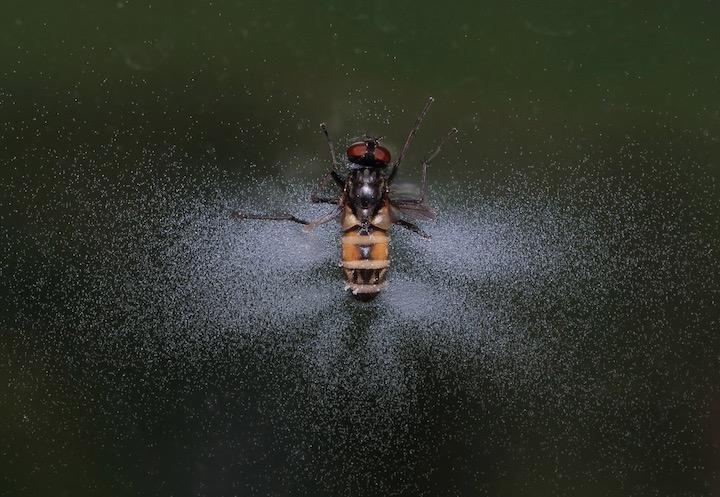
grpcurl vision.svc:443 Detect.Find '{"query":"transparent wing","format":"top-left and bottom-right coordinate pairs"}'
top-left (389, 198), bottom-right (435, 221)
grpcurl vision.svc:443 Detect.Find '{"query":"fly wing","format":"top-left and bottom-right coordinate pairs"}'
top-left (389, 198), bottom-right (436, 221)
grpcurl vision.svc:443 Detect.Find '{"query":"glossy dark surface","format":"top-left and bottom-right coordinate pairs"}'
top-left (2, 1), bottom-right (719, 496)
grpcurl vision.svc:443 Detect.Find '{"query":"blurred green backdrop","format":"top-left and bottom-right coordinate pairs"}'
top-left (2, 1), bottom-right (719, 496)
top-left (2, 0), bottom-right (718, 178)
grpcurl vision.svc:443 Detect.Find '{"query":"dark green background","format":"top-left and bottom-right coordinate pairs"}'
top-left (2, 0), bottom-right (719, 173)
top-left (2, 1), bottom-right (719, 496)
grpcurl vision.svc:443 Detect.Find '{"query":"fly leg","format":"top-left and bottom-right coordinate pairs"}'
top-left (303, 206), bottom-right (342, 232)
top-left (417, 127), bottom-right (458, 203)
top-left (388, 96), bottom-right (434, 185)
top-left (389, 127), bottom-right (457, 239)
top-left (392, 127), bottom-right (458, 204)
top-left (231, 212), bottom-right (310, 225)
top-left (235, 124), bottom-right (345, 228)
top-left (394, 219), bottom-right (431, 239)
top-left (232, 206), bottom-right (341, 231)
top-left (320, 123), bottom-right (346, 188)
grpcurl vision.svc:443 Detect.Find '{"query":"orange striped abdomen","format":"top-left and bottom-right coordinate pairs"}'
top-left (341, 228), bottom-right (390, 301)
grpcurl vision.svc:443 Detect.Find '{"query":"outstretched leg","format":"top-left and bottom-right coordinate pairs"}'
top-left (388, 96), bottom-right (434, 184)
top-left (418, 127), bottom-right (458, 203)
top-left (303, 206), bottom-right (341, 231)
top-left (231, 212), bottom-right (310, 225)
top-left (391, 127), bottom-right (458, 204)
top-left (394, 219), bottom-right (431, 239)
top-left (232, 206), bottom-right (341, 230)
top-left (320, 123), bottom-right (346, 188)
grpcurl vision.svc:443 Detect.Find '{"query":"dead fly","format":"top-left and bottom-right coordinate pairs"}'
top-left (233, 97), bottom-right (457, 301)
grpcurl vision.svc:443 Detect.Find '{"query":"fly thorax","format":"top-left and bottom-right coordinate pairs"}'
top-left (349, 168), bottom-right (384, 222)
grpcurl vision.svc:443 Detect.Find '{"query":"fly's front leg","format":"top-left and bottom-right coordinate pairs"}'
top-left (312, 123), bottom-right (345, 202)
top-left (394, 219), bottom-right (431, 239)
top-left (388, 96), bottom-right (434, 185)
top-left (320, 123), bottom-right (346, 188)
top-left (392, 127), bottom-right (458, 204)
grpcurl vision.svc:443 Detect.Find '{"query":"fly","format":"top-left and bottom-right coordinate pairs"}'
top-left (233, 97), bottom-right (457, 301)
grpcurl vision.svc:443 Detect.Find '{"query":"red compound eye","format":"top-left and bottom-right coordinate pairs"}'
top-left (347, 141), bottom-right (391, 165)
top-left (373, 145), bottom-right (391, 165)
top-left (346, 142), bottom-right (368, 162)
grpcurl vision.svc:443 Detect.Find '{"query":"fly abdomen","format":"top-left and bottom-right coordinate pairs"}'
top-left (340, 229), bottom-right (389, 301)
